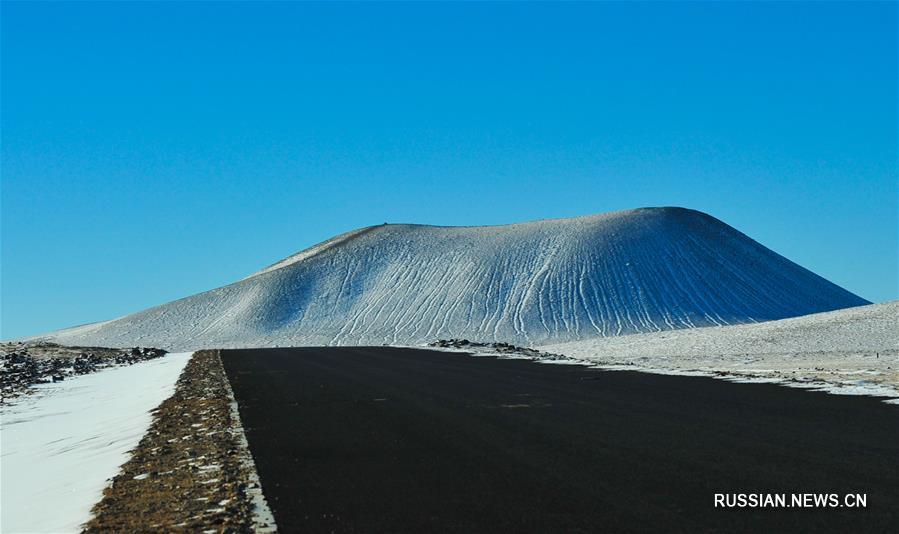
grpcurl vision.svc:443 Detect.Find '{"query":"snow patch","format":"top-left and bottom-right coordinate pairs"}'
top-left (541, 302), bottom-right (899, 403)
top-left (0, 353), bottom-right (192, 533)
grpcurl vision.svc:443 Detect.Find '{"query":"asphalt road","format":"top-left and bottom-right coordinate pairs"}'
top-left (222, 347), bottom-right (899, 533)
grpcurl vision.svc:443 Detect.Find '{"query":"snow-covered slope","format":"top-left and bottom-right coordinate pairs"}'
top-left (34, 207), bottom-right (868, 350)
top-left (543, 301), bottom-right (898, 360)
top-left (541, 301), bottom-right (899, 398)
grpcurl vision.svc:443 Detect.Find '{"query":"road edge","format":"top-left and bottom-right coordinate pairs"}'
top-left (222, 350), bottom-right (278, 532)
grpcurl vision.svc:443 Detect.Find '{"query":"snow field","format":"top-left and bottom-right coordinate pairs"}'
top-left (0, 353), bottom-right (192, 533)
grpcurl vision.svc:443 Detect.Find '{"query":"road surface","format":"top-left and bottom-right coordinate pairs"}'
top-left (222, 347), bottom-right (899, 533)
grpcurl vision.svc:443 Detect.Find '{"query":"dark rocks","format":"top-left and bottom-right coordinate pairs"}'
top-left (428, 339), bottom-right (569, 361)
top-left (1, 344), bottom-right (168, 403)
top-left (73, 353), bottom-right (103, 375)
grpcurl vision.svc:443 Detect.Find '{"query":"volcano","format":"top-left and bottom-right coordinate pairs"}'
top-left (36, 207), bottom-right (868, 350)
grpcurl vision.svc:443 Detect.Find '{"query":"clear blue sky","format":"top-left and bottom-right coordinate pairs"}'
top-left (2, 1), bottom-right (896, 339)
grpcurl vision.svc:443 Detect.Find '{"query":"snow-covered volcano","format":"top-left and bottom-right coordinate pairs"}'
top-left (36, 207), bottom-right (868, 350)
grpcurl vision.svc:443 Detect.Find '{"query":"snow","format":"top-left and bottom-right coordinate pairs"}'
top-left (28, 207), bottom-right (867, 351)
top-left (242, 225), bottom-right (378, 280)
top-left (541, 302), bottom-right (899, 401)
top-left (0, 353), bottom-right (192, 533)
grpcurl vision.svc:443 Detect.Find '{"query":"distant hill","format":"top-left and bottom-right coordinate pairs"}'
top-left (33, 207), bottom-right (868, 350)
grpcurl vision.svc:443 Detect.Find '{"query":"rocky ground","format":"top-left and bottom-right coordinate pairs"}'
top-left (84, 350), bottom-right (274, 533)
top-left (0, 342), bottom-right (166, 403)
top-left (428, 338), bottom-right (634, 367)
top-left (429, 338), bottom-right (565, 359)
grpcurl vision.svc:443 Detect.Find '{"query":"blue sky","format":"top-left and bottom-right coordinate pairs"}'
top-left (2, 1), bottom-right (896, 339)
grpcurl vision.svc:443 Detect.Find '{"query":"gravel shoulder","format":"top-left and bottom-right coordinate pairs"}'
top-left (84, 350), bottom-right (275, 532)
